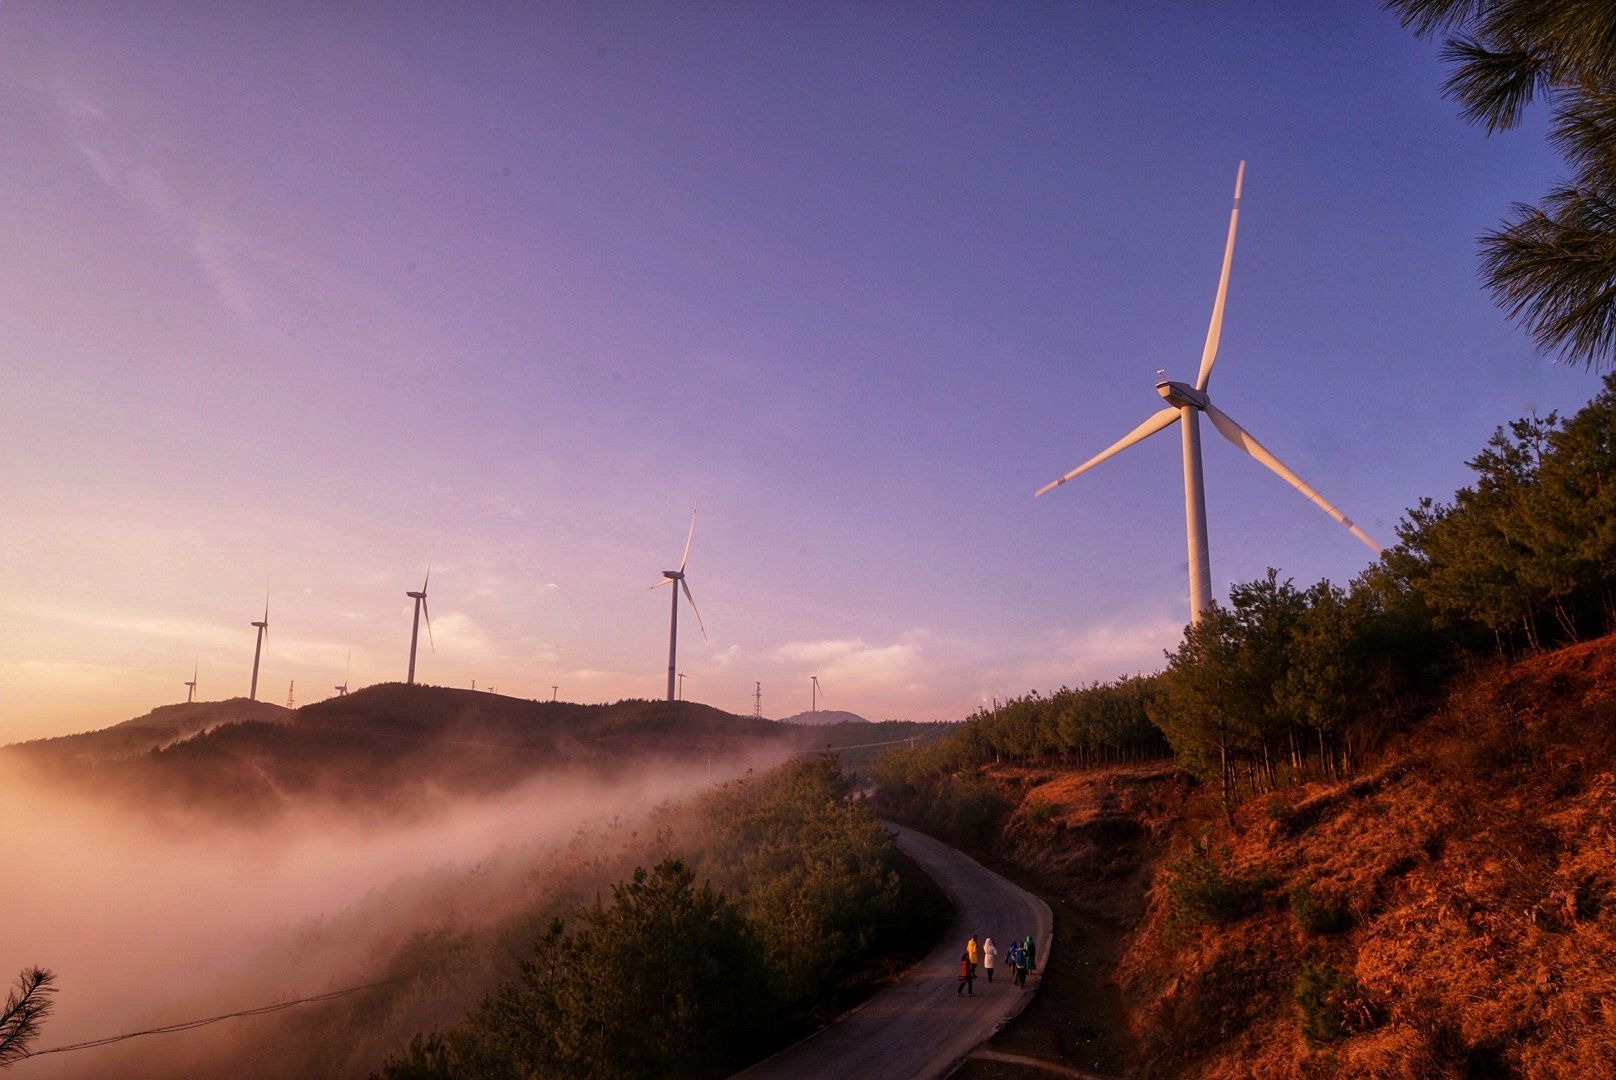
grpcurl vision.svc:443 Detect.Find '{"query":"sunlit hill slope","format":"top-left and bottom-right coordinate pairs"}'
top-left (881, 635), bottom-right (1616, 1078)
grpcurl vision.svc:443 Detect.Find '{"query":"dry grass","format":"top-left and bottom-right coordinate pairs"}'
top-left (1112, 634), bottom-right (1616, 1078)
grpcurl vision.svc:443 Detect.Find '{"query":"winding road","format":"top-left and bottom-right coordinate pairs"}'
top-left (734, 822), bottom-right (1054, 1080)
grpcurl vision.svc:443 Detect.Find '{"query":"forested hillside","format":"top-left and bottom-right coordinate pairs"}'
top-left (372, 756), bottom-right (948, 1080)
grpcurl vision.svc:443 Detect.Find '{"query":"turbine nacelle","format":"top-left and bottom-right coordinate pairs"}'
top-left (1155, 380), bottom-right (1209, 411)
top-left (406, 590), bottom-right (426, 599)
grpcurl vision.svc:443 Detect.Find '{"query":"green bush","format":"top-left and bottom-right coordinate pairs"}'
top-left (1265, 799), bottom-right (1295, 823)
top-left (1164, 835), bottom-right (1256, 927)
top-left (1289, 885), bottom-right (1351, 935)
top-left (1023, 798), bottom-right (1057, 827)
top-left (1294, 961), bottom-right (1363, 1046)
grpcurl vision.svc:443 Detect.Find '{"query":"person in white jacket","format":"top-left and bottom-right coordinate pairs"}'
top-left (982, 936), bottom-right (998, 983)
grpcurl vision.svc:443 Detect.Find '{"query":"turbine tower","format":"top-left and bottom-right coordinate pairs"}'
top-left (184, 658), bottom-right (197, 704)
top-left (1035, 162), bottom-right (1381, 625)
top-left (405, 564), bottom-right (434, 685)
top-left (249, 595), bottom-right (269, 701)
top-left (650, 506), bottom-right (706, 702)
top-left (811, 675), bottom-right (821, 713)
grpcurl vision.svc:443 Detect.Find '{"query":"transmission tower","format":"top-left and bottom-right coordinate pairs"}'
top-left (753, 681), bottom-right (762, 719)
top-left (286, 680), bottom-right (295, 709)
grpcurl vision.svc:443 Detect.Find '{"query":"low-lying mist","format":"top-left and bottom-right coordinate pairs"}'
top-left (1, 749), bottom-right (782, 1078)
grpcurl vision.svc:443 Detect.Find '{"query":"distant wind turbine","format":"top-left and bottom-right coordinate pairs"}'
top-left (334, 650), bottom-right (350, 696)
top-left (405, 563), bottom-right (434, 685)
top-left (811, 674), bottom-right (822, 714)
top-left (184, 658), bottom-right (197, 704)
top-left (650, 506), bottom-right (706, 702)
top-left (249, 594), bottom-right (269, 701)
top-left (1035, 162), bottom-right (1380, 625)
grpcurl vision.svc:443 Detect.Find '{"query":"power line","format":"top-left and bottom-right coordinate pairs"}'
top-left (21, 977), bottom-right (403, 1060)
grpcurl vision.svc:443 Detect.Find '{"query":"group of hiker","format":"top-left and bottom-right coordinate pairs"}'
top-left (956, 932), bottom-right (1036, 995)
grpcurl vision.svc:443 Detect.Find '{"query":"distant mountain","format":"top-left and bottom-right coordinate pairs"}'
top-left (777, 709), bottom-right (869, 727)
top-left (5, 697), bottom-right (290, 763)
top-left (5, 685), bottom-right (801, 820)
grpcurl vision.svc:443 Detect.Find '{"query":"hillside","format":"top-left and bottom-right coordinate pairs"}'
top-left (4, 686), bottom-right (800, 820)
top-left (878, 635), bottom-right (1616, 1078)
top-left (3, 689), bottom-right (944, 821)
top-left (4, 697), bottom-right (290, 762)
top-left (778, 708), bottom-right (869, 726)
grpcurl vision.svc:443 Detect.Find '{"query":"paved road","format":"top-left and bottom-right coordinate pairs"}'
top-left (734, 822), bottom-right (1054, 1080)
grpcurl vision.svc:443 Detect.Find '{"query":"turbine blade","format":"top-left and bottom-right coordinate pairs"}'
top-left (648, 577), bottom-right (674, 591)
top-left (422, 559), bottom-right (432, 593)
top-left (1035, 407), bottom-right (1180, 498)
top-left (679, 505), bottom-right (697, 573)
top-left (680, 579), bottom-right (707, 641)
top-left (1194, 160), bottom-right (1244, 392)
top-left (1203, 403), bottom-right (1382, 553)
top-left (423, 599), bottom-right (435, 653)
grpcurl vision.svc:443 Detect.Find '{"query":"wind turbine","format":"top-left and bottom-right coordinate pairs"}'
top-left (405, 564), bottom-right (434, 685)
top-left (184, 658), bottom-right (197, 704)
top-left (811, 675), bottom-right (822, 714)
top-left (249, 595), bottom-right (269, 701)
top-left (1035, 162), bottom-right (1380, 625)
top-left (334, 650), bottom-right (350, 696)
top-left (650, 506), bottom-right (706, 702)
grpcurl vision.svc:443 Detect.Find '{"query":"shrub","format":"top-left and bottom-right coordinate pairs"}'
top-left (1289, 885), bottom-right (1351, 935)
top-left (1164, 835), bottom-right (1256, 927)
top-left (1294, 961), bottom-right (1376, 1046)
top-left (1023, 798), bottom-right (1057, 827)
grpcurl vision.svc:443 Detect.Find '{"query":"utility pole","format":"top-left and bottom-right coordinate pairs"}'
top-left (753, 681), bottom-right (762, 719)
top-left (286, 681), bottom-right (295, 709)
top-left (551, 685), bottom-right (558, 702)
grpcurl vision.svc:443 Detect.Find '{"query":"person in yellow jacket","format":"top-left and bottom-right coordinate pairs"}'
top-left (966, 933), bottom-right (981, 979)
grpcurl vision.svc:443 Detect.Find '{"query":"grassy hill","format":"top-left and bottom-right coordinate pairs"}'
top-left (879, 635), bottom-right (1616, 1079)
top-left (4, 688), bottom-right (948, 820)
top-left (4, 697), bottom-right (290, 763)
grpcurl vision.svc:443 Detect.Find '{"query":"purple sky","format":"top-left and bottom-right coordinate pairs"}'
top-left (0, 2), bottom-right (1594, 739)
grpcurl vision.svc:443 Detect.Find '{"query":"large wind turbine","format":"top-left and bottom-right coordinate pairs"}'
top-left (184, 658), bottom-right (198, 704)
top-left (650, 507), bottom-right (706, 702)
top-left (405, 565), bottom-right (434, 686)
top-left (1036, 162), bottom-right (1380, 625)
top-left (334, 650), bottom-right (350, 697)
top-left (249, 595), bottom-right (269, 701)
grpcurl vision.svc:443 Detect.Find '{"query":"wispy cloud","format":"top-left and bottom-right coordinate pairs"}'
top-left (773, 634), bottom-right (925, 692)
top-left (1008, 615), bottom-right (1182, 690)
top-left (63, 91), bottom-right (273, 318)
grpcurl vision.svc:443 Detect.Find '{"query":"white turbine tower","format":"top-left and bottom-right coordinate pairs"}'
top-left (650, 506), bottom-right (706, 702)
top-left (249, 594), bottom-right (269, 701)
top-left (406, 564), bottom-right (434, 685)
top-left (1036, 162), bottom-right (1381, 625)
